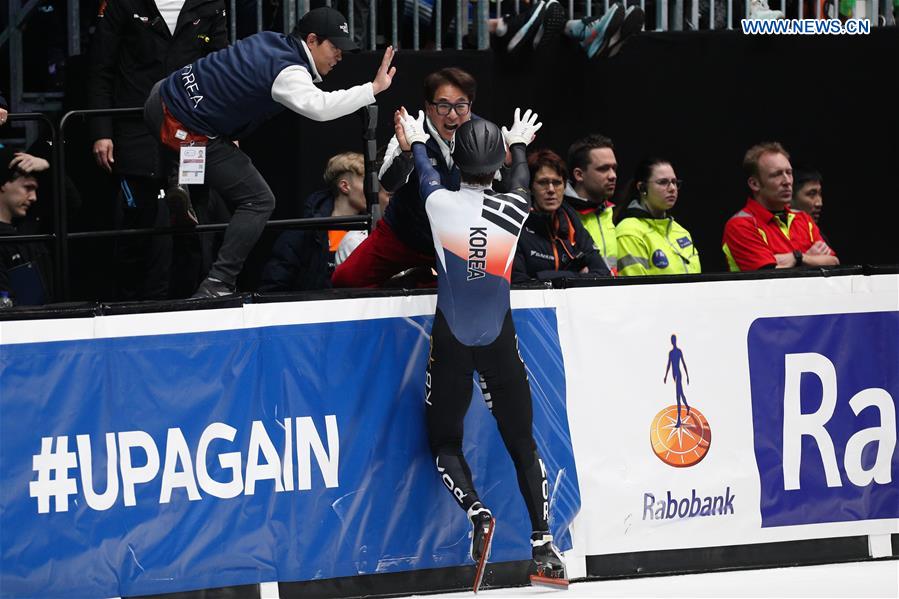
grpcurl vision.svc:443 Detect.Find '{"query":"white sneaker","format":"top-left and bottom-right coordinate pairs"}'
top-left (749, 0), bottom-right (784, 19)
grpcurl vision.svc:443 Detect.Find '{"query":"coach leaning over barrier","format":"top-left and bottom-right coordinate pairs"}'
top-left (144, 7), bottom-right (397, 298)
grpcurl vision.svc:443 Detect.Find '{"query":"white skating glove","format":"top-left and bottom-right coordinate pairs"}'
top-left (502, 108), bottom-right (543, 147)
top-left (401, 109), bottom-right (430, 146)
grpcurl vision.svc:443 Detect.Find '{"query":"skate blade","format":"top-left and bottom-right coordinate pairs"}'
top-left (471, 518), bottom-right (496, 594)
top-left (529, 573), bottom-right (570, 590)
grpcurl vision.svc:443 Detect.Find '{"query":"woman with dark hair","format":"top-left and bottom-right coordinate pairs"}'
top-left (616, 158), bottom-right (700, 276)
top-left (512, 150), bottom-right (610, 283)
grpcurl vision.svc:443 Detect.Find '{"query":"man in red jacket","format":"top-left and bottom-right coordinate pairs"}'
top-left (722, 142), bottom-right (839, 272)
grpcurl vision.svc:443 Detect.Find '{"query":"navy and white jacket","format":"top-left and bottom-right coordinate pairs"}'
top-left (379, 117), bottom-right (461, 254)
top-left (161, 31), bottom-right (375, 139)
top-left (88, 0), bottom-right (227, 177)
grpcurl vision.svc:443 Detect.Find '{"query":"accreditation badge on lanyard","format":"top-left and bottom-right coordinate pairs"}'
top-left (178, 142), bottom-right (207, 185)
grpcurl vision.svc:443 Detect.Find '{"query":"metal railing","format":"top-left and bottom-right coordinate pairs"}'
top-left (4, 0), bottom-right (896, 116)
top-left (0, 105), bottom-right (372, 302)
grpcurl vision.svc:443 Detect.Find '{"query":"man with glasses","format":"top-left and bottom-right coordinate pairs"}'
top-left (332, 67), bottom-right (476, 288)
top-left (513, 149), bottom-right (609, 282)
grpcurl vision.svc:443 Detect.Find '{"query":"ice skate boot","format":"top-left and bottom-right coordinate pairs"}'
top-left (529, 532), bottom-right (569, 589)
top-left (469, 504), bottom-right (495, 593)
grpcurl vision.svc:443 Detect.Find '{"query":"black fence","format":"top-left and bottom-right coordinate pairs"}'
top-left (2, 106), bottom-right (378, 302)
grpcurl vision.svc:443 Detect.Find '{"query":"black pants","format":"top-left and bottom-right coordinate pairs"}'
top-left (113, 177), bottom-right (229, 300)
top-left (144, 81), bottom-right (275, 287)
top-left (112, 176), bottom-right (171, 300)
top-left (426, 309), bottom-right (549, 533)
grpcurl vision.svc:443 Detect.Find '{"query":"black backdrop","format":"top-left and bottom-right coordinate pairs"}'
top-left (240, 26), bottom-right (898, 284)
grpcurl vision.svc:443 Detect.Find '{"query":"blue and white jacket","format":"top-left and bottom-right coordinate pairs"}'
top-left (160, 31), bottom-right (375, 139)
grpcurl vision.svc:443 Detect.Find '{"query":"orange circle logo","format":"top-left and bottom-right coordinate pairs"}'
top-left (650, 406), bottom-right (712, 467)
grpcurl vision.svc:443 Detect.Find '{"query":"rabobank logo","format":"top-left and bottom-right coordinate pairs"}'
top-left (748, 312), bottom-right (899, 528)
top-left (650, 334), bottom-right (712, 467)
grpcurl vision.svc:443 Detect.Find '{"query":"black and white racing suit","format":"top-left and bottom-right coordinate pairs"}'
top-left (413, 141), bottom-right (549, 535)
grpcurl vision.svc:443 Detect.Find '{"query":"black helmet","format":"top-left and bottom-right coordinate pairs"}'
top-left (452, 119), bottom-right (505, 175)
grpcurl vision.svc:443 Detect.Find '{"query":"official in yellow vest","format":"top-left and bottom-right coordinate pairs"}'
top-left (564, 134), bottom-right (620, 274)
top-left (616, 158), bottom-right (700, 276)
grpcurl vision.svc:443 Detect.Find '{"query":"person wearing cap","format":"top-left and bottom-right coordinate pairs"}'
top-left (88, 0), bottom-right (228, 301)
top-left (144, 7), bottom-right (397, 298)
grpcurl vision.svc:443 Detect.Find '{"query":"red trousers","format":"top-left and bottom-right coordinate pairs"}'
top-left (331, 219), bottom-right (435, 288)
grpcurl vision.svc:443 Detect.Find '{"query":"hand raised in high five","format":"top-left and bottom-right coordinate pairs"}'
top-left (398, 107), bottom-right (429, 146)
top-left (501, 108), bottom-right (543, 147)
top-left (372, 46), bottom-right (397, 95)
top-left (394, 109), bottom-right (411, 151)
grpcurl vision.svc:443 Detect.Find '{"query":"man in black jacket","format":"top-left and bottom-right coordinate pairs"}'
top-left (88, 0), bottom-right (228, 299)
top-left (0, 148), bottom-right (54, 304)
top-left (259, 152), bottom-right (367, 291)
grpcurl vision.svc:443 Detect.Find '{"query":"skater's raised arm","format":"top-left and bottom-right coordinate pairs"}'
top-left (501, 108), bottom-right (543, 198)
top-left (398, 108), bottom-right (445, 201)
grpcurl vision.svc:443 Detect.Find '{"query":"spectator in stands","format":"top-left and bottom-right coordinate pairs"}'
top-left (564, 134), bottom-right (619, 274)
top-left (332, 67), bottom-right (474, 288)
top-left (563, 2), bottom-right (645, 59)
top-left (490, 0), bottom-right (568, 54)
top-left (748, 0), bottom-right (785, 18)
top-left (0, 148), bottom-right (53, 304)
top-left (513, 150), bottom-right (610, 283)
top-left (722, 142), bottom-right (838, 271)
top-left (492, 1), bottom-right (644, 60)
top-left (336, 184), bottom-right (392, 266)
top-left (791, 169), bottom-right (824, 223)
top-left (334, 144), bottom-right (392, 266)
top-left (616, 157), bottom-right (700, 276)
top-left (260, 152), bottom-right (367, 291)
top-left (89, 0), bottom-right (228, 300)
top-left (144, 7), bottom-right (397, 298)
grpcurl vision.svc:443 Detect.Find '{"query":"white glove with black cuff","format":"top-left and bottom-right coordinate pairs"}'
top-left (401, 109), bottom-right (430, 145)
top-left (502, 108), bottom-right (543, 147)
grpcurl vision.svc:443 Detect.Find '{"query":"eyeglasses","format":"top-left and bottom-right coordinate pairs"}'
top-left (534, 178), bottom-right (564, 188)
top-left (428, 101), bottom-right (472, 116)
top-left (653, 178), bottom-right (683, 189)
